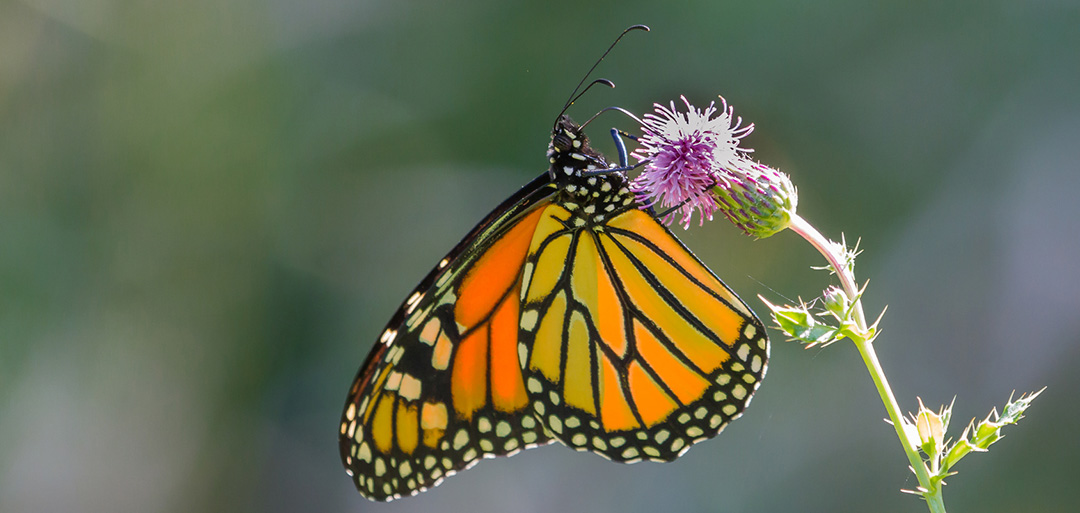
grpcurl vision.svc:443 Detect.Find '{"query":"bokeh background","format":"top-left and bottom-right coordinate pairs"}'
top-left (3, 1), bottom-right (1078, 512)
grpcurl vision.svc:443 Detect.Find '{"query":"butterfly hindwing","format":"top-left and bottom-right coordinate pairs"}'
top-left (517, 126), bottom-right (770, 462)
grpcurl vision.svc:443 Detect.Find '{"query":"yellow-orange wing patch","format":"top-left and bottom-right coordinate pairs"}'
top-left (339, 186), bottom-right (555, 502)
top-left (519, 201), bottom-right (768, 463)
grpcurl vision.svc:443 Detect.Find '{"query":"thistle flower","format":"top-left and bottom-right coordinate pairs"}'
top-left (630, 95), bottom-right (797, 237)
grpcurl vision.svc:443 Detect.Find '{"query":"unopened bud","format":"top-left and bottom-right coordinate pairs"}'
top-left (711, 162), bottom-right (797, 238)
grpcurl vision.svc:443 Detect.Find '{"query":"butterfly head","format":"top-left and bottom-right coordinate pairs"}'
top-left (547, 115), bottom-right (609, 180)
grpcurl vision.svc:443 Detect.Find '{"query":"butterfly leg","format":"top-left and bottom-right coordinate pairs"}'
top-left (610, 128), bottom-right (642, 168)
top-left (581, 129), bottom-right (645, 176)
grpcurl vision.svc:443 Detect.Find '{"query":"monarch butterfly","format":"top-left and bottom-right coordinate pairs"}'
top-left (339, 33), bottom-right (768, 503)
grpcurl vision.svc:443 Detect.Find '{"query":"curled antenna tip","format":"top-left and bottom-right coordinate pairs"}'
top-left (580, 105), bottom-right (645, 130)
top-left (561, 80), bottom-right (618, 125)
top-left (554, 25), bottom-right (650, 129)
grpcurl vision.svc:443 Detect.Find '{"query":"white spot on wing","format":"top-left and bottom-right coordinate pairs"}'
top-left (520, 309), bottom-right (539, 331)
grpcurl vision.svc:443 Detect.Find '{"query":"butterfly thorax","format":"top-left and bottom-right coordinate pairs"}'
top-left (547, 115), bottom-right (638, 228)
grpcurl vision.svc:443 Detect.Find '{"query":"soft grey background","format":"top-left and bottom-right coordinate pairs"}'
top-left (2, 1), bottom-right (1077, 512)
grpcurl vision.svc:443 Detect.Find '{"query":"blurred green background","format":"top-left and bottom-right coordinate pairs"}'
top-left (2, 1), bottom-right (1078, 512)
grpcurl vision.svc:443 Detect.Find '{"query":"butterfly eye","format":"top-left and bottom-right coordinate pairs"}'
top-left (552, 132), bottom-right (574, 153)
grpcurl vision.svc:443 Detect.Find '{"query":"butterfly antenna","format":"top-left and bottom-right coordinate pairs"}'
top-left (579, 106), bottom-right (645, 130)
top-left (566, 79), bottom-right (616, 118)
top-left (553, 24), bottom-right (650, 129)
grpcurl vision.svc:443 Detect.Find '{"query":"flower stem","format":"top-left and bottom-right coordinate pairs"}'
top-left (786, 214), bottom-right (946, 513)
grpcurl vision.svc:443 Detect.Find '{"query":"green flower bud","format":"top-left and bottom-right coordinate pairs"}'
top-left (915, 403), bottom-right (945, 458)
top-left (821, 285), bottom-right (850, 318)
top-left (710, 162), bottom-right (798, 238)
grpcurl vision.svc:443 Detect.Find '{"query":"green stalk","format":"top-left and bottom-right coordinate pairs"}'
top-left (786, 214), bottom-right (946, 513)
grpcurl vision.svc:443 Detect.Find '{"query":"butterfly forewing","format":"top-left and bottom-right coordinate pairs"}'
top-left (339, 176), bottom-right (557, 501)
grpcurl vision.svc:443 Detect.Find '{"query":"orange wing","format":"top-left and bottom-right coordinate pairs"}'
top-left (519, 205), bottom-right (769, 462)
top-left (339, 179), bottom-right (556, 501)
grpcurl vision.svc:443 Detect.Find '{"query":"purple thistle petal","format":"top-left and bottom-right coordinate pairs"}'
top-left (628, 95), bottom-right (797, 237)
top-left (630, 96), bottom-right (755, 228)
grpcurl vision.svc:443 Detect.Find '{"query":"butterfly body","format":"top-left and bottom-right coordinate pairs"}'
top-left (339, 116), bottom-right (768, 501)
